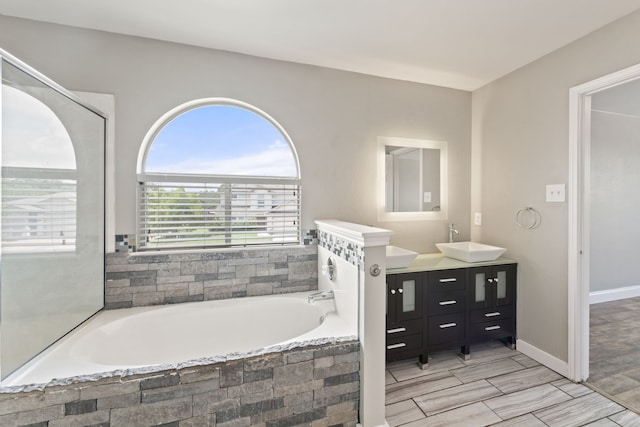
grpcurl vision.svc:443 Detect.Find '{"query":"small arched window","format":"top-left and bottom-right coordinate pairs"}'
top-left (137, 99), bottom-right (300, 250)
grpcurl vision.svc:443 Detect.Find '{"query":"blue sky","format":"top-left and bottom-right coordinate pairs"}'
top-left (146, 105), bottom-right (298, 177)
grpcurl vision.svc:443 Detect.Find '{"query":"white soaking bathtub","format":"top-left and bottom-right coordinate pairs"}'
top-left (3, 291), bottom-right (354, 387)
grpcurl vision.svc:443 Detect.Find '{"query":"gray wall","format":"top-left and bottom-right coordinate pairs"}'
top-left (0, 15), bottom-right (471, 254)
top-left (590, 110), bottom-right (640, 292)
top-left (471, 9), bottom-right (640, 361)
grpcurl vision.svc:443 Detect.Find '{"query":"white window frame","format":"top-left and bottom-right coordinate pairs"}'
top-left (136, 98), bottom-right (301, 250)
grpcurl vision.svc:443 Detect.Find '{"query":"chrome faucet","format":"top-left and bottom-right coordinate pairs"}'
top-left (448, 224), bottom-right (459, 243)
top-left (308, 290), bottom-right (334, 304)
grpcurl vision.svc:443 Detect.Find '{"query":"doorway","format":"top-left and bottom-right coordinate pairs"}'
top-left (569, 63), bottom-right (640, 399)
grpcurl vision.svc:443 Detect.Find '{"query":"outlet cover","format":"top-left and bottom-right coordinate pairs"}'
top-left (474, 212), bottom-right (482, 226)
top-left (546, 184), bottom-right (565, 202)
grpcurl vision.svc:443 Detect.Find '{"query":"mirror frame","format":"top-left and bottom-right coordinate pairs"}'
top-left (377, 136), bottom-right (448, 221)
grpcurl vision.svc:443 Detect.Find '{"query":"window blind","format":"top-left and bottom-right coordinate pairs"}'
top-left (1, 170), bottom-right (77, 253)
top-left (138, 176), bottom-right (300, 250)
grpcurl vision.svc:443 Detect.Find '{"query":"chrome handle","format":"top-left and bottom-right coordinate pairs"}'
top-left (387, 343), bottom-right (406, 350)
top-left (439, 278), bottom-right (457, 283)
top-left (485, 325), bottom-right (501, 331)
top-left (370, 264), bottom-right (381, 277)
top-left (439, 300), bottom-right (457, 306)
top-left (488, 278), bottom-right (494, 283)
top-left (398, 288), bottom-right (404, 294)
top-left (485, 312), bottom-right (501, 317)
top-left (439, 323), bottom-right (457, 329)
top-left (390, 289), bottom-right (396, 295)
top-left (387, 327), bottom-right (407, 334)
top-left (494, 278), bottom-right (499, 283)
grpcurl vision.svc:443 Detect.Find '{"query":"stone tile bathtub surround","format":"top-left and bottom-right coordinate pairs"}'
top-left (105, 245), bottom-right (318, 309)
top-left (0, 340), bottom-right (359, 427)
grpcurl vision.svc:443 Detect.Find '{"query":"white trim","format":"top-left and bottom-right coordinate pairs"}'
top-left (590, 285), bottom-right (640, 305)
top-left (0, 48), bottom-right (107, 118)
top-left (568, 62), bottom-right (640, 383)
top-left (74, 91), bottom-right (115, 253)
top-left (315, 220), bottom-right (394, 248)
top-left (516, 339), bottom-right (569, 378)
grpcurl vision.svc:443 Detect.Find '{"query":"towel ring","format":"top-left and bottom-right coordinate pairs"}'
top-left (516, 207), bottom-right (541, 229)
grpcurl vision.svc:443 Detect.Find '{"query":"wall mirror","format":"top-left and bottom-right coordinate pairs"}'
top-left (377, 136), bottom-right (447, 221)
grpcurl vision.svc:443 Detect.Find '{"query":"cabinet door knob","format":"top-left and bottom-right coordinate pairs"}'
top-left (488, 278), bottom-right (494, 283)
top-left (398, 288), bottom-right (404, 294)
top-left (390, 289), bottom-right (396, 295)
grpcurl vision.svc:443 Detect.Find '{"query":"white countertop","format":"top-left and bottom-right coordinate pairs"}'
top-left (386, 253), bottom-right (516, 274)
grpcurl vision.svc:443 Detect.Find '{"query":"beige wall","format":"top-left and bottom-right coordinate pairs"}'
top-left (0, 16), bottom-right (471, 254)
top-left (8, 8), bottom-right (640, 365)
top-left (471, 10), bottom-right (640, 361)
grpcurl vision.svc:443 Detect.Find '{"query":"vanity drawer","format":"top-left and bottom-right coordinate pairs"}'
top-left (427, 269), bottom-right (466, 292)
top-left (428, 313), bottom-right (464, 346)
top-left (470, 318), bottom-right (515, 340)
top-left (470, 305), bottom-right (515, 324)
top-left (427, 291), bottom-right (466, 316)
top-left (386, 319), bottom-right (422, 338)
top-left (386, 333), bottom-right (423, 356)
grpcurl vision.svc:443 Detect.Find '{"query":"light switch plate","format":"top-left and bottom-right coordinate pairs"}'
top-left (546, 184), bottom-right (565, 202)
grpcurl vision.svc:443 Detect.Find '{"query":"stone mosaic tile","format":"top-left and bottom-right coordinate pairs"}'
top-left (302, 228), bottom-right (318, 245)
top-left (115, 233), bottom-right (136, 252)
top-left (318, 230), bottom-right (364, 269)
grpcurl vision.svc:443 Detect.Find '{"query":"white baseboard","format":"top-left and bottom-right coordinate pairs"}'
top-left (516, 339), bottom-right (569, 378)
top-left (589, 285), bottom-right (640, 305)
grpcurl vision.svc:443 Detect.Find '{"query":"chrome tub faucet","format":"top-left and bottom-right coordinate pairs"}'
top-left (308, 290), bottom-right (335, 304)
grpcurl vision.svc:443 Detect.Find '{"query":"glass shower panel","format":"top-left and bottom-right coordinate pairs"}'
top-left (0, 58), bottom-right (105, 379)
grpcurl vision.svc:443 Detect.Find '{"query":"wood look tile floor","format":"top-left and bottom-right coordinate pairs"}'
top-left (589, 297), bottom-right (640, 414)
top-left (386, 341), bottom-right (640, 426)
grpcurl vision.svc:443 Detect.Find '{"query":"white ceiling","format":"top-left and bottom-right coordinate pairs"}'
top-left (2, 0), bottom-right (640, 91)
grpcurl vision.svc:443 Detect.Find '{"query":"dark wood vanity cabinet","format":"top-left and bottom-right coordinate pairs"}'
top-left (385, 273), bottom-right (427, 364)
top-left (425, 269), bottom-right (466, 354)
top-left (467, 264), bottom-right (517, 347)
top-left (385, 261), bottom-right (517, 365)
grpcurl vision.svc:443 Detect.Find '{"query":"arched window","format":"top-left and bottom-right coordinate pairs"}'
top-left (137, 99), bottom-right (300, 250)
top-left (2, 85), bottom-right (77, 253)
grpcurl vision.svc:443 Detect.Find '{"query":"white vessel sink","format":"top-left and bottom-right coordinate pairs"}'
top-left (386, 245), bottom-right (419, 269)
top-left (435, 242), bottom-right (506, 263)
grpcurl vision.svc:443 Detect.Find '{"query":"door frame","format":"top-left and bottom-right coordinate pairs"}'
top-left (568, 63), bottom-right (640, 382)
